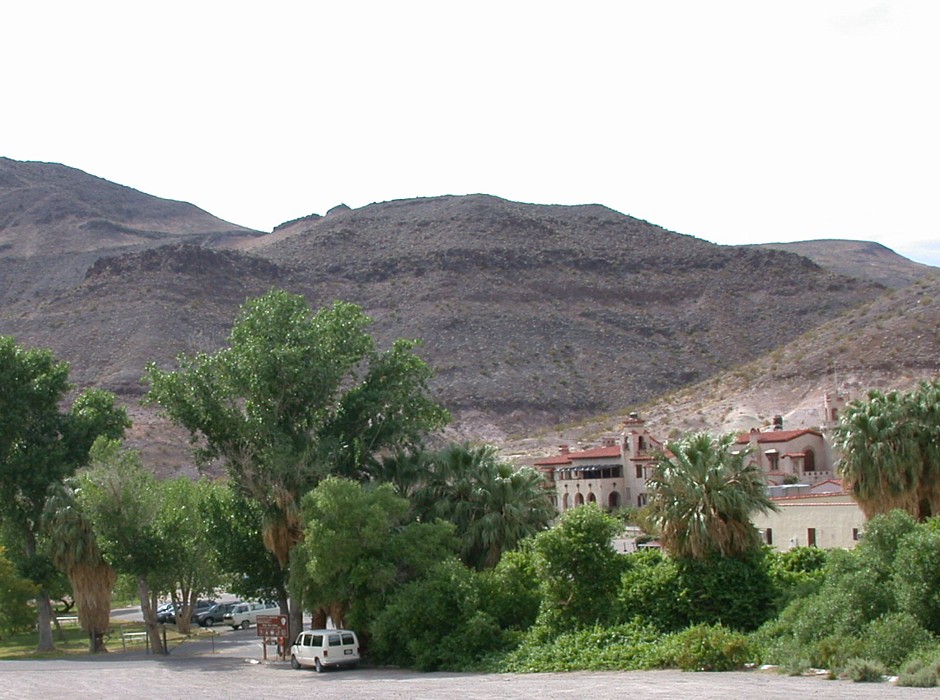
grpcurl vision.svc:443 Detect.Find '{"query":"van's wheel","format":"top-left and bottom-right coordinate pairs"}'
top-left (315, 658), bottom-right (323, 673)
top-left (203, 618), bottom-right (214, 627)
top-left (241, 620), bottom-right (250, 630)
top-left (291, 655), bottom-right (300, 670)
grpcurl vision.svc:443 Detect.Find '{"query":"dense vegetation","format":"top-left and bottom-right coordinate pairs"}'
top-left (3, 293), bottom-right (940, 687)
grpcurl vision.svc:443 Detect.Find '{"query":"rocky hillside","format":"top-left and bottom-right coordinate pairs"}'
top-left (0, 157), bottom-right (262, 307)
top-left (752, 239), bottom-right (935, 289)
top-left (0, 159), bottom-right (936, 475)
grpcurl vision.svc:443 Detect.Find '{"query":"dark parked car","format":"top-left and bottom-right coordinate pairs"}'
top-left (195, 601), bottom-right (240, 627)
top-left (156, 599), bottom-right (217, 624)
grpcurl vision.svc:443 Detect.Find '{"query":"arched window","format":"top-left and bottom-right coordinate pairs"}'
top-left (562, 493), bottom-right (570, 511)
top-left (608, 491), bottom-right (620, 508)
top-left (587, 492), bottom-right (596, 504)
top-left (803, 449), bottom-right (816, 473)
top-left (574, 493), bottom-right (584, 506)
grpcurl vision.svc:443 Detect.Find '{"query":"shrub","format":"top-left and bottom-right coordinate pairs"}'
top-left (677, 553), bottom-right (775, 632)
top-left (897, 658), bottom-right (940, 688)
top-left (497, 621), bottom-right (665, 673)
top-left (655, 623), bottom-right (752, 672)
top-left (860, 612), bottom-right (935, 671)
top-left (617, 549), bottom-right (688, 632)
top-left (843, 658), bottom-right (886, 683)
top-left (369, 558), bottom-right (506, 671)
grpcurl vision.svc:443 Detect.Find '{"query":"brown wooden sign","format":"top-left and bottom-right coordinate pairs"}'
top-left (256, 614), bottom-right (288, 638)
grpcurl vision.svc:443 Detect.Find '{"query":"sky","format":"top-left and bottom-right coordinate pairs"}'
top-left (3, 1), bottom-right (938, 266)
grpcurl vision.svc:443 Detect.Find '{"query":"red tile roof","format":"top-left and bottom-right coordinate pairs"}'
top-left (736, 428), bottom-right (822, 444)
top-left (533, 444), bottom-right (621, 466)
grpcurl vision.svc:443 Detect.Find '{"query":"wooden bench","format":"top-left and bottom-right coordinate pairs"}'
top-left (121, 630), bottom-right (151, 653)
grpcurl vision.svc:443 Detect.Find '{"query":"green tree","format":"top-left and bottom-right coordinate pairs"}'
top-left (77, 439), bottom-right (171, 654)
top-left (834, 380), bottom-right (940, 521)
top-left (647, 432), bottom-right (777, 560)
top-left (202, 485), bottom-right (284, 605)
top-left (0, 545), bottom-right (37, 639)
top-left (533, 505), bottom-right (625, 631)
top-left (295, 476), bottom-right (455, 631)
top-left (411, 443), bottom-right (555, 570)
top-left (155, 477), bottom-right (226, 634)
top-left (42, 480), bottom-right (115, 652)
top-left (145, 290), bottom-right (448, 636)
top-left (0, 336), bottom-right (128, 651)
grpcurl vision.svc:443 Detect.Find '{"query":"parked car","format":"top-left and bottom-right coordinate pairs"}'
top-left (290, 629), bottom-right (360, 672)
top-left (223, 600), bottom-right (279, 630)
top-left (195, 601), bottom-right (240, 628)
top-left (155, 599), bottom-right (216, 624)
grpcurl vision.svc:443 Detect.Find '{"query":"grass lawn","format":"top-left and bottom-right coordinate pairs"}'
top-left (0, 619), bottom-right (207, 659)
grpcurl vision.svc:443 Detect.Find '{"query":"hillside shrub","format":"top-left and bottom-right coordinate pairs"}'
top-left (497, 621), bottom-right (664, 673)
top-left (843, 658), bottom-right (886, 683)
top-left (617, 549), bottom-right (688, 632)
top-left (892, 523), bottom-right (940, 635)
top-left (369, 558), bottom-right (506, 671)
top-left (655, 624), bottom-right (752, 672)
top-left (898, 657), bottom-right (940, 688)
top-left (860, 612), bottom-right (935, 670)
top-left (677, 553), bottom-right (775, 632)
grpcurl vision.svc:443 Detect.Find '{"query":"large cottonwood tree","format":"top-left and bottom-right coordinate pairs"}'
top-left (144, 290), bottom-right (449, 636)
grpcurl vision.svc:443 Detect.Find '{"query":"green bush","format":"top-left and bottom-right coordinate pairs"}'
top-left (677, 553), bottom-right (775, 632)
top-left (369, 558), bottom-right (506, 671)
top-left (498, 622), bottom-right (664, 673)
top-left (843, 657), bottom-right (886, 683)
top-left (655, 624), bottom-right (752, 672)
top-left (860, 612), bottom-right (935, 671)
top-left (617, 549), bottom-right (688, 632)
top-left (897, 658), bottom-right (940, 688)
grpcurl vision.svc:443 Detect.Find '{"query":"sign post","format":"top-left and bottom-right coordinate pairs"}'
top-left (257, 614), bottom-right (290, 661)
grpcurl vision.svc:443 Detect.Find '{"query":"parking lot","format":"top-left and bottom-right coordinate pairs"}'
top-left (0, 625), bottom-right (932, 700)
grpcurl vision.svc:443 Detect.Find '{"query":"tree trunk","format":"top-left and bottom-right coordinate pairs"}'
top-left (36, 592), bottom-right (55, 652)
top-left (138, 576), bottom-right (166, 655)
top-left (286, 595), bottom-right (303, 646)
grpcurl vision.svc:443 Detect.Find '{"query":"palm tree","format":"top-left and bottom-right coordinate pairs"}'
top-left (415, 443), bottom-right (555, 569)
top-left (647, 432), bottom-right (777, 560)
top-left (834, 380), bottom-right (940, 521)
top-left (42, 479), bottom-right (115, 653)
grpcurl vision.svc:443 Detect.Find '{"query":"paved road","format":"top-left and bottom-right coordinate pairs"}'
top-left (0, 627), bottom-right (931, 699)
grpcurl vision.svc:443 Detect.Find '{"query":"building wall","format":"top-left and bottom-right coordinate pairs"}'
top-left (751, 495), bottom-right (866, 550)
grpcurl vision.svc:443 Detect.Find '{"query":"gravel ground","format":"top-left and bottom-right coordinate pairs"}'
top-left (0, 633), bottom-right (931, 700)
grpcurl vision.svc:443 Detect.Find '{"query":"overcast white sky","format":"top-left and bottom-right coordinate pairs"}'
top-left (3, 1), bottom-right (938, 265)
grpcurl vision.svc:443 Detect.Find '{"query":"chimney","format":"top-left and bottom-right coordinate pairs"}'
top-left (773, 415), bottom-right (784, 431)
top-left (559, 445), bottom-right (570, 455)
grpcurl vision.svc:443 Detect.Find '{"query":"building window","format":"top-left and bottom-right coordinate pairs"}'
top-left (852, 528), bottom-right (860, 541)
top-left (637, 493), bottom-right (647, 507)
top-left (608, 492), bottom-right (620, 508)
top-left (587, 492), bottom-right (596, 504)
top-left (765, 528), bottom-right (773, 545)
top-left (562, 493), bottom-right (569, 510)
top-left (804, 449), bottom-right (816, 473)
top-left (807, 528), bottom-right (817, 547)
top-left (574, 493), bottom-right (584, 506)
top-left (635, 465), bottom-right (644, 479)
top-left (766, 451), bottom-right (779, 471)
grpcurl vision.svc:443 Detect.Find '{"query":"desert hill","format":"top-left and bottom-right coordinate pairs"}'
top-left (0, 157), bottom-right (263, 308)
top-left (752, 239), bottom-right (935, 289)
top-left (0, 158), bottom-right (936, 474)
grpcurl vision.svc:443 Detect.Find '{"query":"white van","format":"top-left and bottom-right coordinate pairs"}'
top-left (223, 601), bottom-right (279, 630)
top-left (290, 629), bottom-right (360, 672)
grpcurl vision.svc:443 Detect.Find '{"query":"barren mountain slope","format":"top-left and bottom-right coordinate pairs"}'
top-left (752, 239), bottom-right (935, 289)
top-left (508, 274), bottom-right (940, 462)
top-left (0, 157), bottom-right (263, 305)
top-left (246, 195), bottom-right (883, 439)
